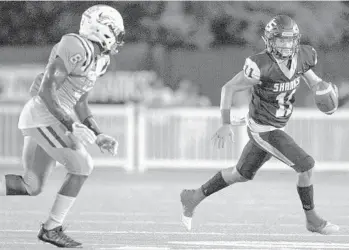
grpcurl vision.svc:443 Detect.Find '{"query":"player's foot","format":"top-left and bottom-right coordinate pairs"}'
top-left (306, 221), bottom-right (340, 235)
top-left (38, 224), bottom-right (82, 248)
top-left (180, 189), bottom-right (203, 231)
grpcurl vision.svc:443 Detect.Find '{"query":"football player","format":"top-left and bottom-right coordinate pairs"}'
top-left (180, 15), bottom-right (340, 235)
top-left (0, 5), bottom-right (124, 248)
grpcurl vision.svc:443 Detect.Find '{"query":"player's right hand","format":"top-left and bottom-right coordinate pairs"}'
top-left (71, 122), bottom-right (97, 146)
top-left (211, 124), bottom-right (235, 149)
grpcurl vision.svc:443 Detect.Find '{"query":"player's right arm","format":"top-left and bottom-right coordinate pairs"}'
top-left (38, 35), bottom-right (91, 132)
top-left (38, 57), bottom-right (75, 131)
top-left (220, 58), bottom-right (261, 124)
top-left (213, 58), bottom-right (260, 149)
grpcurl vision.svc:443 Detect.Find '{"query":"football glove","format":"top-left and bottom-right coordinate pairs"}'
top-left (70, 122), bottom-right (97, 145)
top-left (96, 134), bottom-right (118, 156)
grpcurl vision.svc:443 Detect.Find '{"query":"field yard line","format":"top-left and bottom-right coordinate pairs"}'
top-left (3, 240), bottom-right (349, 250)
top-left (1, 229), bottom-right (349, 237)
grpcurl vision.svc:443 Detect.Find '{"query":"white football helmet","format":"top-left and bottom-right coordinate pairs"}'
top-left (79, 5), bottom-right (125, 54)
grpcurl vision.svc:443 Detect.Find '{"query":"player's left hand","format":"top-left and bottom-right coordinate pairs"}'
top-left (96, 134), bottom-right (118, 156)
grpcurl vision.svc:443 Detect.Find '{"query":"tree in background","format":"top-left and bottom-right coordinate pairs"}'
top-left (1, 1), bottom-right (349, 50)
top-left (146, 1), bottom-right (349, 50)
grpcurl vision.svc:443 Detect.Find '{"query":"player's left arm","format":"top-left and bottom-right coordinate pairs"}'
top-left (303, 46), bottom-right (338, 96)
top-left (74, 92), bottom-right (102, 135)
top-left (302, 69), bottom-right (336, 95)
top-left (74, 93), bottom-right (118, 156)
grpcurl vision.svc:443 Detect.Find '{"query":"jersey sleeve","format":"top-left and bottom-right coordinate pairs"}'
top-left (243, 57), bottom-right (261, 81)
top-left (300, 45), bottom-right (318, 73)
top-left (55, 34), bottom-right (93, 74)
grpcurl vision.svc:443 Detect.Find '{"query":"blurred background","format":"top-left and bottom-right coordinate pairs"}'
top-left (1, 1), bottom-right (349, 172)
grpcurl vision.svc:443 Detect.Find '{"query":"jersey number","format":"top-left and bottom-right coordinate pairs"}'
top-left (70, 53), bottom-right (82, 64)
top-left (244, 64), bottom-right (253, 78)
top-left (276, 89), bottom-right (296, 117)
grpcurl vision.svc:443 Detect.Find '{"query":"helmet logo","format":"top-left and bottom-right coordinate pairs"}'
top-left (293, 24), bottom-right (299, 33)
top-left (265, 19), bottom-right (277, 32)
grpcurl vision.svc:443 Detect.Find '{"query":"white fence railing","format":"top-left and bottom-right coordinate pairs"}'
top-left (0, 104), bottom-right (135, 172)
top-left (1, 104), bottom-right (349, 172)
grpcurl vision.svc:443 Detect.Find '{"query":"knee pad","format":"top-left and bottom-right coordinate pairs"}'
top-left (236, 165), bottom-right (255, 181)
top-left (294, 155), bottom-right (315, 173)
top-left (222, 167), bottom-right (249, 184)
top-left (65, 148), bottom-right (94, 176)
top-left (82, 153), bottom-right (94, 176)
top-left (23, 171), bottom-right (45, 196)
top-left (236, 156), bottom-right (272, 180)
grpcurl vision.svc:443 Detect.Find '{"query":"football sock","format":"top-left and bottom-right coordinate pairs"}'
top-left (297, 185), bottom-right (314, 211)
top-left (44, 194), bottom-right (76, 230)
top-left (201, 171), bottom-right (229, 197)
top-left (3, 174), bottom-right (29, 196)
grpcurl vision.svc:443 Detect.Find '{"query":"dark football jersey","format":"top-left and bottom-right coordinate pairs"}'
top-left (243, 45), bottom-right (317, 128)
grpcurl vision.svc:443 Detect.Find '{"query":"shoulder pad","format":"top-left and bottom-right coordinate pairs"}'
top-left (299, 45), bottom-right (317, 72)
top-left (56, 33), bottom-right (94, 73)
top-left (243, 51), bottom-right (271, 81)
top-left (243, 57), bottom-right (261, 81)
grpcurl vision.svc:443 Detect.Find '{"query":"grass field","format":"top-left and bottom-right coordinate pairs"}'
top-left (0, 167), bottom-right (349, 250)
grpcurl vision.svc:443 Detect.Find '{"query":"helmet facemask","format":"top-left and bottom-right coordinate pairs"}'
top-left (267, 33), bottom-right (300, 60)
top-left (97, 15), bottom-right (125, 55)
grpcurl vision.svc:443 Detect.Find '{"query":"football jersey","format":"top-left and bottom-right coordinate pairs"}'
top-left (18, 33), bottom-right (110, 129)
top-left (243, 45), bottom-right (317, 132)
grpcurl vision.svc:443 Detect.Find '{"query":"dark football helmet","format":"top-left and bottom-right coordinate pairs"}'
top-left (262, 15), bottom-right (301, 60)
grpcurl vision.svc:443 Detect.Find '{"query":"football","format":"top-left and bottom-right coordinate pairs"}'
top-left (314, 81), bottom-right (338, 115)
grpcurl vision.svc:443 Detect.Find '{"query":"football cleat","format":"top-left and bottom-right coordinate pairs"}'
top-left (180, 189), bottom-right (201, 231)
top-left (38, 224), bottom-right (82, 248)
top-left (306, 221), bottom-right (340, 235)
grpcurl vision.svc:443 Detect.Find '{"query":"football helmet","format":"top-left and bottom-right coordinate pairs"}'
top-left (79, 5), bottom-right (125, 54)
top-left (262, 15), bottom-right (301, 60)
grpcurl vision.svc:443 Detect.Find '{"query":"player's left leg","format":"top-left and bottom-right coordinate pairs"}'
top-left (0, 135), bottom-right (55, 196)
top-left (181, 139), bottom-right (271, 230)
top-left (41, 132), bottom-right (93, 248)
top-left (249, 128), bottom-right (339, 235)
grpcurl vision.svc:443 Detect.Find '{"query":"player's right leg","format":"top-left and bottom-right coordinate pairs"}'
top-left (0, 135), bottom-right (55, 196)
top-left (180, 139), bottom-right (271, 230)
top-left (19, 124), bottom-right (91, 248)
